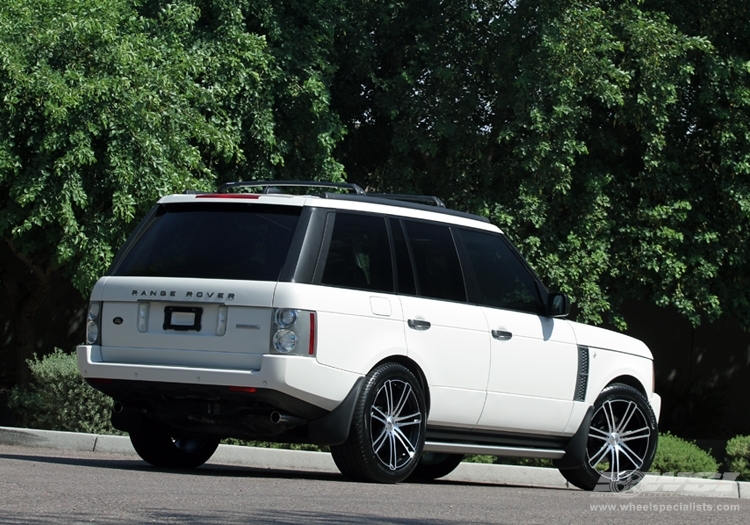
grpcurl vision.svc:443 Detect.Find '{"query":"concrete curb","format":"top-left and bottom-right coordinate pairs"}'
top-left (1, 426), bottom-right (748, 499)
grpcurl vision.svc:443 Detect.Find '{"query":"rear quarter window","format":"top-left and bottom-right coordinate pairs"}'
top-left (113, 203), bottom-right (301, 281)
top-left (320, 212), bottom-right (394, 292)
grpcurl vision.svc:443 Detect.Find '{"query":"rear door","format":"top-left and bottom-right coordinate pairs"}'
top-left (394, 219), bottom-right (490, 429)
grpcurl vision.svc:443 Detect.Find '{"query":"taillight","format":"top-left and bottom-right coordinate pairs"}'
top-left (271, 308), bottom-right (317, 357)
top-left (308, 312), bottom-right (316, 355)
top-left (86, 302), bottom-right (102, 345)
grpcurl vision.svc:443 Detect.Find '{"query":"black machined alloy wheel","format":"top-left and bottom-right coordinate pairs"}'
top-left (369, 376), bottom-right (423, 471)
top-left (408, 453), bottom-right (465, 481)
top-left (331, 362), bottom-right (427, 483)
top-left (559, 383), bottom-right (658, 492)
top-left (129, 424), bottom-right (220, 469)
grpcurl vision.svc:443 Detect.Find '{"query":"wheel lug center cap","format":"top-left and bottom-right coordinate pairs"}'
top-left (385, 416), bottom-right (395, 432)
top-left (608, 433), bottom-right (620, 446)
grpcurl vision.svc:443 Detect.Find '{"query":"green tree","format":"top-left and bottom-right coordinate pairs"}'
top-left (334, 0), bottom-right (750, 330)
top-left (3, 0), bottom-right (750, 387)
top-left (0, 0), bottom-right (345, 385)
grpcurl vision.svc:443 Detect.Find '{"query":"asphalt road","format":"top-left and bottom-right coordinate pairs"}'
top-left (1, 444), bottom-right (747, 525)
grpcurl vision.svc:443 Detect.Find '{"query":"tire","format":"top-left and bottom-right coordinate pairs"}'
top-left (408, 453), bottom-right (465, 481)
top-left (331, 362), bottom-right (427, 483)
top-left (129, 423), bottom-right (220, 469)
top-left (559, 383), bottom-right (658, 492)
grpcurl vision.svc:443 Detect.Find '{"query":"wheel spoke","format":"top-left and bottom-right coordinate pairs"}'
top-left (611, 444), bottom-right (620, 478)
top-left (395, 418), bottom-right (422, 430)
top-left (385, 380), bottom-right (395, 416)
top-left (394, 410), bottom-right (422, 424)
top-left (589, 442), bottom-right (610, 468)
top-left (619, 442), bottom-right (645, 469)
top-left (388, 432), bottom-right (397, 470)
top-left (615, 401), bottom-right (637, 433)
top-left (393, 427), bottom-right (417, 458)
top-left (589, 426), bottom-right (610, 440)
top-left (371, 406), bottom-right (388, 424)
top-left (392, 383), bottom-right (413, 419)
top-left (372, 426), bottom-right (388, 454)
top-left (620, 426), bottom-right (650, 441)
top-left (603, 401), bottom-right (617, 433)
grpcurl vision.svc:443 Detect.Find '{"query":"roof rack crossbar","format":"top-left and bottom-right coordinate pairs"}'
top-left (365, 193), bottom-right (446, 208)
top-left (218, 180), bottom-right (366, 195)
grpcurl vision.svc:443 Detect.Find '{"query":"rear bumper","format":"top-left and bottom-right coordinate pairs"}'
top-left (77, 344), bottom-right (361, 412)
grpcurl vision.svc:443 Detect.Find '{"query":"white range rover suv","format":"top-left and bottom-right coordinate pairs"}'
top-left (78, 181), bottom-right (661, 490)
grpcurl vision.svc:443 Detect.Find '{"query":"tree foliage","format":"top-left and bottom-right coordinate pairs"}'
top-left (0, 0), bottom-right (343, 383)
top-left (1, 0), bottom-right (749, 385)
top-left (333, 0), bottom-right (750, 330)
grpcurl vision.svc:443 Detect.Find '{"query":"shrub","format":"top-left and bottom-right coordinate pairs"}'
top-left (494, 457), bottom-right (553, 468)
top-left (463, 454), bottom-right (495, 464)
top-left (726, 435), bottom-right (750, 481)
top-left (8, 349), bottom-right (120, 435)
top-left (651, 432), bottom-right (719, 475)
top-left (221, 438), bottom-right (327, 452)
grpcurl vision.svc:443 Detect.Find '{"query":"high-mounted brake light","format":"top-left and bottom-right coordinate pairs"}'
top-left (194, 194), bottom-right (260, 199)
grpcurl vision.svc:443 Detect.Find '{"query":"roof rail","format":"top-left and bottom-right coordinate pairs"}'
top-left (321, 193), bottom-right (490, 223)
top-left (218, 180), bottom-right (366, 195)
top-left (212, 179), bottom-right (487, 222)
top-left (366, 193), bottom-right (445, 208)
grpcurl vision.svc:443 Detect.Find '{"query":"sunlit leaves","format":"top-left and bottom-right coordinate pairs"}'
top-left (339, 0), bottom-right (750, 329)
top-left (1, 0), bottom-right (748, 333)
top-left (0, 0), bottom-right (328, 293)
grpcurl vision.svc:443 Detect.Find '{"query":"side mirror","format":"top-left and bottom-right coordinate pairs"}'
top-left (547, 292), bottom-right (570, 318)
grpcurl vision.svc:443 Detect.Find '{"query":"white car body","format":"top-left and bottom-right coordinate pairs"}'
top-left (78, 183), bottom-right (661, 486)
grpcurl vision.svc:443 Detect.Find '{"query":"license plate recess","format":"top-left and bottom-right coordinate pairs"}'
top-left (163, 306), bottom-right (203, 332)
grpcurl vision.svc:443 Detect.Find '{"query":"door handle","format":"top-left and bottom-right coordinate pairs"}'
top-left (408, 319), bottom-right (431, 331)
top-left (491, 329), bottom-right (513, 341)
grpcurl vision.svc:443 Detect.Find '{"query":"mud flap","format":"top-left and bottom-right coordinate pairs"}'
top-left (307, 377), bottom-right (364, 446)
top-left (554, 404), bottom-right (594, 470)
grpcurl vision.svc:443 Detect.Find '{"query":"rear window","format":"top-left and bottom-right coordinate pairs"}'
top-left (114, 203), bottom-right (301, 281)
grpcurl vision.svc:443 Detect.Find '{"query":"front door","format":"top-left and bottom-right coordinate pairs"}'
top-left (457, 228), bottom-right (578, 434)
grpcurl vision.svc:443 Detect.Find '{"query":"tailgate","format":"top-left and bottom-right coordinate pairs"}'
top-left (95, 276), bottom-right (276, 370)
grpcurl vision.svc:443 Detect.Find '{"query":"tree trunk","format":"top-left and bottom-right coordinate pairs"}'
top-left (1, 239), bottom-right (53, 387)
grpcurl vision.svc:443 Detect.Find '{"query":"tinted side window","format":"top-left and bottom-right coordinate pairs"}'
top-left (389, 219), bottom-right (416, 295)
top-left (460, 229), bottom-right (542, 313)
top-left (321, 213), bottom-right (393, 292)
top-left (114, 204), bottom-right (300, 281)
top-left (403, 220), bottom-right (466, 302)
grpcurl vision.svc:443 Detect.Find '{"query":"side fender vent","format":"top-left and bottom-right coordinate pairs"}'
top-left (574, 346), bottom-right (589, 402)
